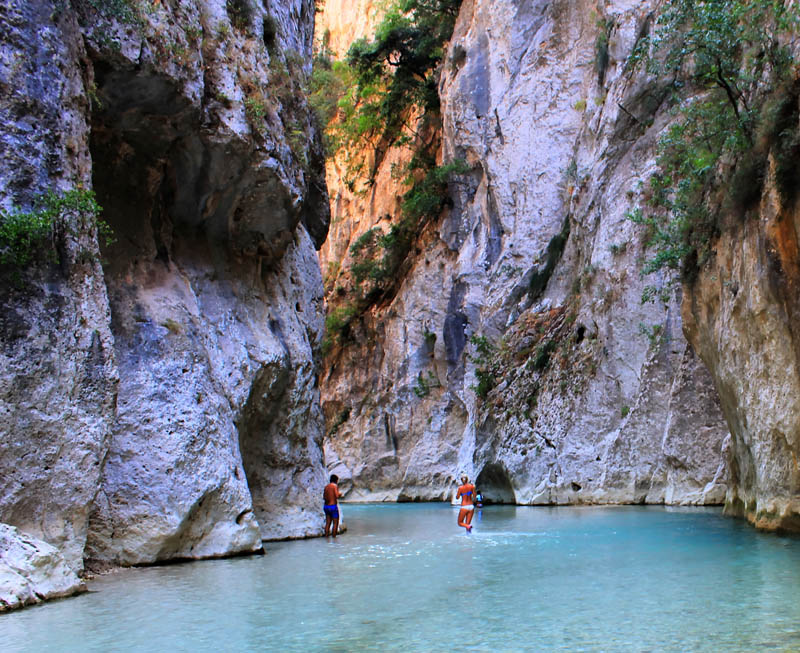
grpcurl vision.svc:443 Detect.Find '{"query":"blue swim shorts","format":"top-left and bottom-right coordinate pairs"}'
top-left (323, 505), bottom-right (339, 519)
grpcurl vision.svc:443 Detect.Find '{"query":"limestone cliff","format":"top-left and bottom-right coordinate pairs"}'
top-left (320, 0), bottom-right (731, 505)
top-left (684, 168), bottom-right (800, 532)
top-left (0, 0), bottom-right (329, 579)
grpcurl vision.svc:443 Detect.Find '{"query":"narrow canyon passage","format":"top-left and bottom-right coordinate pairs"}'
top-left (5, 0), bottom-right (800, 632)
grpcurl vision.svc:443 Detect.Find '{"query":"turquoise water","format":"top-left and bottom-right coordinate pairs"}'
top-left (3, 505), bottom-right (800, 652)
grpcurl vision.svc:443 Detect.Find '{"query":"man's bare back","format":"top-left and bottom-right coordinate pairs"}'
top-left (323, 482), bottom-right (339, 506)
top-left (323, 475), bottom-right (342, 537)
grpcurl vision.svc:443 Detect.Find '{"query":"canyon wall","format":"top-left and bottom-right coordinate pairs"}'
top-left (684, 171), bottom-right (800, 531)
top-left (320, 0), bottom-right (731, 505)
top-left (0, 0), bottom-right (329, 578)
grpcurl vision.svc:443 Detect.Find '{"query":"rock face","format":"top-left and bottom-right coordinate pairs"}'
top-left (317, 0), bottom-right (382, 57)
top-left (0, 0), bottom-right (330, 577)
top-left (683, 172), bottom-right (800, 531)
top-left (0, 524), bottom-right (85, 613)
top-left (81, 0), bottom-right (328, 565)
top-left (0, 0), bottom-right (117, 574)
top-left (320, 0), bottom-right (731, 505)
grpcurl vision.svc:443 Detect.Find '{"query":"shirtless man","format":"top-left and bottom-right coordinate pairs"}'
top-left (456, 474), bottom-right (475, 532)
top-left (323, 474), bottom-right (342, 537)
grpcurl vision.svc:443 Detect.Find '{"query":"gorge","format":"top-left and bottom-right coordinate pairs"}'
top-left (2, 0), bottom-right (800, 614)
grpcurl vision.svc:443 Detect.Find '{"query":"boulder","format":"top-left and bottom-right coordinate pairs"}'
top-left (0, 524), bottom-right (85, 613)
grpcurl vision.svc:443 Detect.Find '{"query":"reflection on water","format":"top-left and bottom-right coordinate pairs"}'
top-left (3, 505), bottom-right (800, 652)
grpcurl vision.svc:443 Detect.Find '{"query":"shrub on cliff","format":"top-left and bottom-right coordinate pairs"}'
top-left (344, 159), bottom-right (469, 298)
top-left (0, 189), bottom-right (110, 269)
top-left (629, 0), bottom-right (800, 281)
top-left (312, 0), bottom-right (462, 175)
top-left (322, 157), bottom-right (470, 349)
top-left (318, 0), bottom-right (466, 352)
top-left (468, 334), bottom-right (497, 399)
top-left (72, 0), bottom-right (140, 25)
top-left (343, 0), bottom-right (461, 149)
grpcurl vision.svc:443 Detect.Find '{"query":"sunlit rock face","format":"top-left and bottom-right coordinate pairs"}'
top-left (320, 0), bottom-right (731, 505)
top-left (0, 0), bottom-right (329, 574)
top-left (317, 0), bottom-right (382, 57)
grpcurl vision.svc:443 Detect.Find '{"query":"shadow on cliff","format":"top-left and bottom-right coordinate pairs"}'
top-left (83, 54), bottom-right (328, 564)
top-left (476, 462), bottom-right (516, 504)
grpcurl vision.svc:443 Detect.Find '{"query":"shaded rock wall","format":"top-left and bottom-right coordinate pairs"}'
top-left (0, 0), bottom-right (329, 574)
top-left (684, 169), bottom-right (800, 531)
top-left (0, 1), bottom-right (117, 572)
top-left (320, 0), bottom-right (731, 505)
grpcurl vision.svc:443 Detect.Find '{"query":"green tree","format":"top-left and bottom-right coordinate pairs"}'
top-left (0, 189), bottom-right (110, 269)
top-left (320, 1), bottom-right (467, 351)
top-left (316, 0), bottom-right (462, 180)
top-left (630, 0), bottom-right (799, 279)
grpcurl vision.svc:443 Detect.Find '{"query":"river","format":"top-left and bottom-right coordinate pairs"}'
top-left (3, 504), bottom-right (800, 651)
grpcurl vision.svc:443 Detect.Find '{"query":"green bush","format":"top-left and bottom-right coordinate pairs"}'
top-left (339, 159), bottom-right (469, 305)
top-left (413, 370), bottom-right (439, 398)
top-left (0, 189), bottom-right (110, 268)
top-left (86, 0), bottom-right (138, 22)
top-left (468, 334), bottom-right (496, 399)
top-left (341, 0), bottom-right (462, 153)
top-left (473, 368), bottom-right (496, 399)
top-left (638, 322), bottom-right (664, 347)
top-left (325, 303), bottom-right (358, 337)
top-left (311, 0), bottom-right (462, 178)
top-left (629, 0), bottom-right (800, 280)
top-left (532, 339), bottom-right (556, 372)
top-left (244, 95), bottom-right (269, 122)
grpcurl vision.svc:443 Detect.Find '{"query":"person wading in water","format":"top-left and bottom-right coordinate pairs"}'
top-left (456, 474), bottom-right (476, 533)
top-left (323, 474), bottom-right (342, 537)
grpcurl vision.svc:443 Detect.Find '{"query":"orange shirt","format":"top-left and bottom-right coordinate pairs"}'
top-left (457, 483), bottom-right (475, 506)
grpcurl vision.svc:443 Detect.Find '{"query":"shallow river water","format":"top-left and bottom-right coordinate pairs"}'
top-left (3, 504), bottom-right (800, 652)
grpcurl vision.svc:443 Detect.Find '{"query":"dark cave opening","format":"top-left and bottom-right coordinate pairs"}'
top-left (475, 462), bottom-right (516, 504)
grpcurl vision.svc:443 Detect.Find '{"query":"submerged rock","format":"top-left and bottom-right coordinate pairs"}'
top-left (0, 524), bottom-right (85, 613)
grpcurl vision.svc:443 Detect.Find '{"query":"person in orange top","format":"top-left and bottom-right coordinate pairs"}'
top-left (456, 474), bottom-right (476, 533)
top-left (323, 474), bottom-right (342, 537)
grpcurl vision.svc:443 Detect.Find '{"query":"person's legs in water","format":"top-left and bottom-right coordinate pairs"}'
top-left (324, 504), bottom-right (340, 537)
top-left (457, 507), bottom-right (473, 532)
